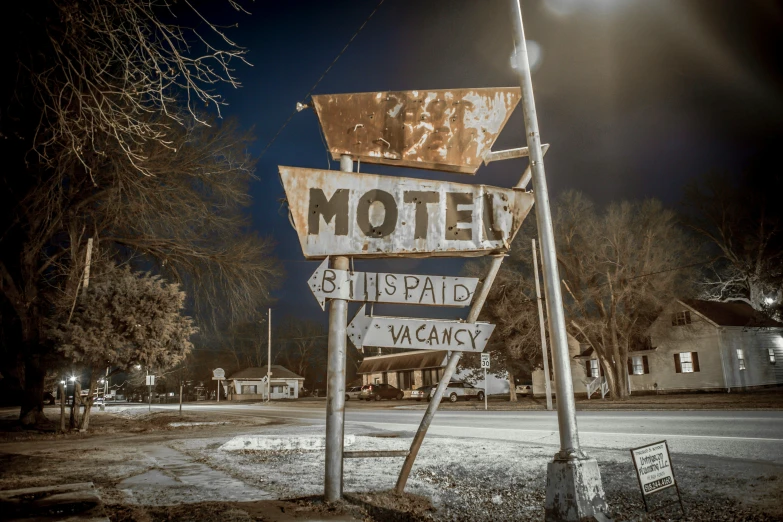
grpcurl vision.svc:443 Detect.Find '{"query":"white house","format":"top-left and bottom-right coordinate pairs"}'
top-left (573, 299), bottom-right (783, 395)
top-left (226, 365), bottom-right (305, 400)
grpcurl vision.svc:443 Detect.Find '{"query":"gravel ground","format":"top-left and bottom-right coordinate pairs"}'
top-left (1, 408), bottom-right (781, 521)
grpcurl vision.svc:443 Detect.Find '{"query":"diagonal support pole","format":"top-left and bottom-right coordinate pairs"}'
top-left (395, 254), bottom-right (505, 494)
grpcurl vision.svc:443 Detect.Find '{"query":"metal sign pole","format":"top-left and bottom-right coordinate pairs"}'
top-left (484, 366), bottom-right (488, 411)
top-left (395, 255), bottom-right (504, 494)
top-left (324, 155), bottom-right (352, 502)
top-left (532, 239), bottom-right (553, 411)
top-left (510, 1), bottom-right (608, 519)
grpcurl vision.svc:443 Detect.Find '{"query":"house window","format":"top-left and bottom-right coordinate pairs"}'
top-left (679, 352), bottom-right (693, 372)
top-left (632, 356), bottom-right (644, 375)
top-left (588, 359), bottom-right (600, 378)
top-left (769, 348), bottom-right (776, 364)
top-left (241, 385), bottom-right (257, 394)
top-left (671, 311), bottom-right (692, 326)
top-left (674, 352), bottom-right (700, 373)
top-left (736, 348), bottom-right (746, 370)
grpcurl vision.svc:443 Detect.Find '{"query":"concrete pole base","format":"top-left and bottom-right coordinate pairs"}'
top-left (544, 457), bottom-right (610, 522)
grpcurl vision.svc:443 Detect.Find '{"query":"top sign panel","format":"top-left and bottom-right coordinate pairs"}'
top-left (311, 88), bottom-right (521, 175)
top-left (281, 167), bottom-right (534, 259)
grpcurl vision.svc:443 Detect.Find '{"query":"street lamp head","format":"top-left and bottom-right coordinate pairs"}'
top-left (134, 364), bottom-right (141, 370)
top-left (69, 376), bottom-right (76, 382)
top-left (60, 380), bottom-right (65, 384)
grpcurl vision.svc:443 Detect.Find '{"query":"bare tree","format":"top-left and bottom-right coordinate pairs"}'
top-left (276, 318), bottom-right (328, 384)
top-left (555, 192), bottom-right (697, 399)
top-left (23, 0), bottom-right (251, 178)
top-left (684, 171), bottom-right (783, 318)
top-left (464, 247), bottom-right (543, 402)
top-left (1, 0), bottom-right (278, 426)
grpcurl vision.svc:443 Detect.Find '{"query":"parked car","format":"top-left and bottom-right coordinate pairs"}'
top-left (345, 386), bottom-right (363, 401)
top-left (360, 383), bottom-right (404, 401)
top-left (430, 381), bottom-right (484, 402)
top-left (515, 384), bottom-right (533, 396)
top-left (410, 385), bottom-right (434, 401)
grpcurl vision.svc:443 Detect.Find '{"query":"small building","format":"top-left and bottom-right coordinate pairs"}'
top-left (573, 299), bottom-right (783, 395)
top-left (357, 350), bottom-right (448, 397)
top-left (532, 333), bottom-right (590, 397)
top-left (227, 365), bottom-right (305, 400)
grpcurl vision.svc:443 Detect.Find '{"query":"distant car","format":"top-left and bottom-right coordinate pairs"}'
top-left (430, 381), bottom-right (484, 402)
top-left (43, 392), bottom-right (56, 405)
top-left (410, 385), bottom-right (434, 402)
top-left (345, 386), bottom-right (363, 401)
top-left (515, 384), bottom-right (532, 396)
top-left (360, 383), bottom-right (403, 401)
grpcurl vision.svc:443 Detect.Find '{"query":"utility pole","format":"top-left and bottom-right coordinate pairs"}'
top-left (179, 367), bottom-right (183, 415)
top-left (532, 239), bottom-right (553, 411)
top-left (147, 369), bottom-right (151, 413)
top-left (510, 2), bottom-right (608, 520)
top-left (267, 307), bottom-right (272, 402)
top-left (324, 155), bottom-right (352, 502)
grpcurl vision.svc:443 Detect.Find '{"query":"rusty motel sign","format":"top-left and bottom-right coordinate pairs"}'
top-left (280, 167), bottom-right (534, 259)
top-left (348, 305), bottom-right (494, 352)
top-left (281, 86), bottom-right (540, 503)
top-left (311, 87), bottom-right (521, 175)
top-left (308, 257), bottom-right (479, 310)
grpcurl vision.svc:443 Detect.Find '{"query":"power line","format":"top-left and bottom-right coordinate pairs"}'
top-left (257, 0), bottom-right (386, 160)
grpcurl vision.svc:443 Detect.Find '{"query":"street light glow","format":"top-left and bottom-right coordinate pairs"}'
top-left (69, 376), bottom-right (76, 382)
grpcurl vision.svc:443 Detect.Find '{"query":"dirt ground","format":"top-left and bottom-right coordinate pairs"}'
top-left (1, 405), bottom-right (782, 521)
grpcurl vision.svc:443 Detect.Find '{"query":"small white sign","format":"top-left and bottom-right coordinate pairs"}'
top-left (631, 440), bottom-right (676, 496)
top-left (145, 375), bottom-right (155, 386)
top-left (480, 353), bottom-right (491, 369)
top-left (212, 368), bottom-right (225, 380)
top-left (308, 257), bottom-right (479, 310)
top-left (347, 305), bottom-right (494, 353)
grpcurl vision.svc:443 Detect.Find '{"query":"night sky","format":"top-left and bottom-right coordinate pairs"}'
top-left (205, 0), bottom-right (783, 323)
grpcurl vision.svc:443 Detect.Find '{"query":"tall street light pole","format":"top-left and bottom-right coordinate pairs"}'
top-left (267, 307), bottom-right (272, 402)
top-left (509, 2), bottom-right (609, 520)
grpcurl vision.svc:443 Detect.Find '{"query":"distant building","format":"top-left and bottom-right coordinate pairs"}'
top-left (357, 350), bottom-right (513, 396)
top-left (357, 350), bottom-right (448, 397)
top-left (572, 299), bottom-right (783, 395)
top-left (226, 365), bottom-right (305, 400)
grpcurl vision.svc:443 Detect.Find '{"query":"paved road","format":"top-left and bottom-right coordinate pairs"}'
top-left (114, 402), bottom-right (783, 465)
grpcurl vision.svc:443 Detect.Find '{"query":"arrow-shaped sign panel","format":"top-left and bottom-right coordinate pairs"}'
top-left (308, 257), bottom-right (479, 310)
top-left (280, 167), bottom-right (534, 259)
top-left (347, 305), bottom-right (495, 353)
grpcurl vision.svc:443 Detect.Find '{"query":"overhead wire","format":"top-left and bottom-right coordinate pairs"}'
top-left (257, 0), bottom-right (386, 161)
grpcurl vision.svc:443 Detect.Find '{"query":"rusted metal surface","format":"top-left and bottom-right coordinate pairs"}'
top-left (308, 257), bottom-right (479, 310)
top-left (343, 450), bottom-right (410, 459)
top-left (311, 88), bottom-right (521, 174)
top-left (280, 167), bottom-right (534, 259)
top-left (347, 305), bottom-right (494, 352)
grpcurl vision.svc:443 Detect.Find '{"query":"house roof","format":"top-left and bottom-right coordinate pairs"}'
top-left (357, 350), bottom-right (448, 374)
top-left (681, 299), bottom-right (783, 328)
top-left (228, 365), bottom-right (304, 380)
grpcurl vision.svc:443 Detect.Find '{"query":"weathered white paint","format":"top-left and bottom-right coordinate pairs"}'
top-left (348, 305), bottom-right (494, 352)
top-left (308, 257), bottom-right (479, 310)
top-left (280, 167), bottom-right (534, 259)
